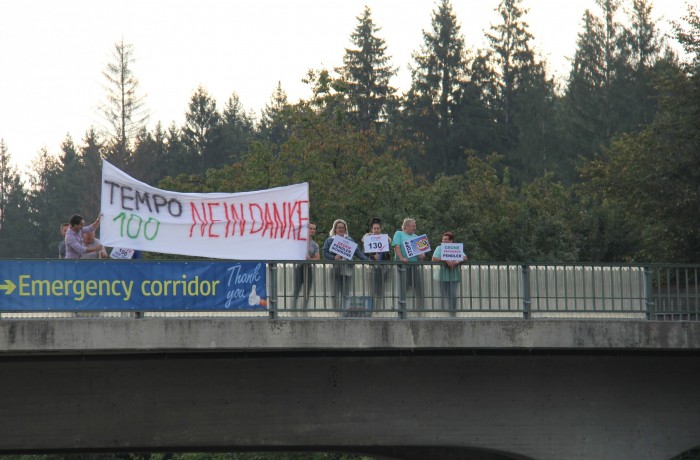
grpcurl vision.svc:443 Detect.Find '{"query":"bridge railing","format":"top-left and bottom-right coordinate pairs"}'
top-left (1, 261), bottom-right (697, 320)
top-left (266, 262), bottom-right (697, 320)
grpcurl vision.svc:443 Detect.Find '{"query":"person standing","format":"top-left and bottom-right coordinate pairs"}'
top-left (292, 221), bottom-right (320, 308)
top-left (392, 217), bottom-right (426, 307)
top-left (432, 231), bottom-right (467, 314)
top-left (81, 229), bottom-right (108, 259)
top-left (362, 217), bottom-right (391, 309)
top-left (64, 214), bottom-right (103, 259)
top-left (323, 219), bottom-right (369, 308)
top-left (57, 223), bottom-right (69, 258)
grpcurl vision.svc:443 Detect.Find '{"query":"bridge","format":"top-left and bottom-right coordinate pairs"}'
top-left (0, 260), bottom-right (699, 460)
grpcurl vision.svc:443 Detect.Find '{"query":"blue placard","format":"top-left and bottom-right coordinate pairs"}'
top-left (0, 260), bottom-right (267, 311)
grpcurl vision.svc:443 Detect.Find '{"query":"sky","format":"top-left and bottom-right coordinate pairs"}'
top-left (0, 0), bottom-right (692, 174)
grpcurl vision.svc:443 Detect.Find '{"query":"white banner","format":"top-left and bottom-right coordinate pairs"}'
top-left (329, 235), bottom-right (358, 260)
top-left (100, 161), bottom-right (309, 260)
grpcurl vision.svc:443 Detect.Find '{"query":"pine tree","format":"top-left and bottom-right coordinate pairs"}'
top-left (483, 0), bottom-right (560, 182)
top-left (221, 92), bottom-right (254, 163)
top-left (0, 141), bottom-right (33, 257)
top-left (182, 86), bottom-right (223, 173)
top-left (258, 82), bottom-right (291, 148)
top-left (99, 39), bottom-right (149, 169)
top-left (404, 0), bottom-right (468, 174)
top-left (338, 6), bottom-right (396, 130)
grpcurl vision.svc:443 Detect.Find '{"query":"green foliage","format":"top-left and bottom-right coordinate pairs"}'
top-left (13, 2), bottom-right (699, 263)
top-left (0, 140), bottom-right (33, 257)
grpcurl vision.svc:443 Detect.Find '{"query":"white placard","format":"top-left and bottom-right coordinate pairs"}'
top-left (363, 234), bottom-right (389, 253)
top-left (100, 160), bottom-right (309, 260)
top-left (440, 243), bottom-right (464, 261)
top-left (109, 247), bottom-right (135, 259)
top-left (329, 235), bottom-right (358, 261)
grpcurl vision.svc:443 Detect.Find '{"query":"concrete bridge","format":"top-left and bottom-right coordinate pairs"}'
top-left (0, 318), bottom-right (699, 460)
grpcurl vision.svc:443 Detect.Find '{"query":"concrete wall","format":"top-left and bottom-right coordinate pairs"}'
top-left (0, 319), bottom-right (699, 460)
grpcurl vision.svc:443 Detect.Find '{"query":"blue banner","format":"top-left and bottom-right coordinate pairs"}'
top-left (0, 260), bottom-right (267, 311)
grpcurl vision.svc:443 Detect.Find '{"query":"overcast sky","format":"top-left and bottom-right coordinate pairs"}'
top-left (0, 0), bottom-right (691, 173)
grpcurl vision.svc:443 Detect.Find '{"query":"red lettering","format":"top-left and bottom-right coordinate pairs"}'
top-left (272, 202), bottom-right (286, 239)
top-left (262, 203), bottom-right (274, 238)
top-left (207, 202), bottom-right (221, 238)
top-left (230, 203), bottom-right (246, 236)
top-left (249, 203), bottom-right (263, 234)
top-left (189, 202), bottom-right (208, 238)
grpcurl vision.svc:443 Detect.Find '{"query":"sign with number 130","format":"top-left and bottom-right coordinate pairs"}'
top-left (363, 234), bottom-right (389, 253)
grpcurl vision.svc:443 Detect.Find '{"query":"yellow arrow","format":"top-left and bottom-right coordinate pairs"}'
top-left (0, 280), bottom-right (16, 295)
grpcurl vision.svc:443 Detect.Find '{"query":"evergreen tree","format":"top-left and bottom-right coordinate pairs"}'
top-left (131, 123), bottom-right (169, 184)
top-left (78, 128), bottom-right (104, 219)
top-left (182, 86), bottom-right (224, 173)
top-left (220, 92), bottom-right (254, 164)
top-left (483, 0), bottom-right (560, 183)
top-left (0, 141), bottom-right (32, 257)
top-left (258, 82), bottom-right (291, 147)
top-left (26, 149), bottom-right (64, 257)
top-left (338, 6), bottom-right (396, 130)
top-left (99, 39), bottom-right (149, 168)
top-left (404, 0), bottom-right (468, 175)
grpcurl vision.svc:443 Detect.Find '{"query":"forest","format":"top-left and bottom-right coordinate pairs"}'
top-left (1, 0), bottom-right (699, 263)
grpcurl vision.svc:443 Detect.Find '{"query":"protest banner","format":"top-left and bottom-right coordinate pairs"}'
top-left (363, 234), bottom-right (389, 253)
top-left (439, 243), bottom-right (464, 261)
top-left (403, 234), bottom-right (431, 259)
top-left (329, 235), bottom-right (358, 260)
top-left (100, 161), bottom-right (309, 260)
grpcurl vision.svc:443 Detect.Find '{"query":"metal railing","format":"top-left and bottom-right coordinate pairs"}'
top-left (266, 262), bottom-right (698, 320)
top-left (2, 261), bottom-right (698, 320)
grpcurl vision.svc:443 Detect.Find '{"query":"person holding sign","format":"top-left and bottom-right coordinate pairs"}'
top-left (362, 217), bottom-right (391, 308)
top-left (323, 219), bottom-right (369, 308)
top-left (392, 217), bottom-right (427, 307)
top-left (432, 231), bottom-right (467, 314)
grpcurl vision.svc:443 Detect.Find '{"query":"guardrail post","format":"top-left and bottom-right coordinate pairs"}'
top-left (521, 265), bottom-right (531, 319)
top-left (397, 263), bottom-right (407, 319)
top-left (643, 266), bottom-right (654, 320)
top-left (269, 262), bottom-right (278, 319)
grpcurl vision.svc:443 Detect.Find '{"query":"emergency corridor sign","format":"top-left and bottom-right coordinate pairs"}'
top-left (0, 260), bottom-right (267, 312)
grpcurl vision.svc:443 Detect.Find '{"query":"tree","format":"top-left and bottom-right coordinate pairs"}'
top-left (99, 39), bottom-right (148, 168)
top-left (338, 6), bottom-right (397, 130)
top-left (182, 86), bottom-right (224, 173)
top-left (483, 0), bottom-right (561, 183)
top-left (258, 82), bottom-right (292, 147)
top-left (404, 0), bottom-right (468, 175)
top-left (26, 148), bottom-right (64, 257)
top-left (131, 123), bottom-right (169, 184)
top-left (220, 92), bottom-right (254, 163)
top-left (0, 141), bottom-right (32, 257)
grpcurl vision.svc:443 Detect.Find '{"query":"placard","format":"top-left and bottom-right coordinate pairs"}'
top-left (403, 234), bottom-right (431, 258)
top-left (363, 234), bottom-right (389, 253)
top-left (110, 247), bottom-right (136, 259)
top-left (329, 235), bottom-right (358, 260)
top-left (440, 243), bottom-right (464, 261)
